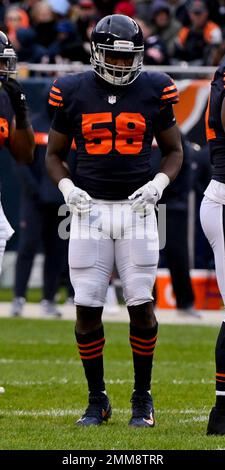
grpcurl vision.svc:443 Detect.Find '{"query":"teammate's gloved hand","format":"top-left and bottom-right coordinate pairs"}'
top-left (128, 173), bottom-right (170, 215)
top-left (58, 178), bottom-right (92, 215)
top-left (3, 78), bottom-right (30, 129)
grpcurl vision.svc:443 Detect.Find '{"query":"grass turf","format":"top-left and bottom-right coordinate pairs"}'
top-left (0, 318), bottom-right (224, 450)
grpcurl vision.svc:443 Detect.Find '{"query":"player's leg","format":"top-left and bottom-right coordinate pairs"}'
top-left (0, 201), bottom-right (14, 276)
top-left (69, 212), bottom-right (114, 425)
top-left (165, 209), bottom-right (198, 317)
top-left (115, 209), bottom-right (159, 427)
top-left (0, 238), bottom-right (6, 276)
top-left (200, 197), bottom-right (225, 434)
top-left (11, 195), bottom-right (40, 316)
top-left (41, 203), bottom-right (64, 317)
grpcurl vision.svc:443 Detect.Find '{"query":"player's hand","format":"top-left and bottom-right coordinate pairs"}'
top-left (128, 181), bottom-right (160, 215)
top-left (3, 78), bottom-right (29, 129)
top-left (66, 186), bottom-right (92, 215)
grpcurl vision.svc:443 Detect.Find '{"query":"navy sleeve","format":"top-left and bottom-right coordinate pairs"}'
top-left (51, 107), bottom-right (72, 135)
top-left (154, 104), bottom-right (176, 133)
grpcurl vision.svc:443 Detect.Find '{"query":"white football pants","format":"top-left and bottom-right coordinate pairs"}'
top-left (200, 195), bottom-right (225, 310)
top-left (0, 200), bottom-right (14, 275)
top-left (68, 200), bottom-right (159, 307)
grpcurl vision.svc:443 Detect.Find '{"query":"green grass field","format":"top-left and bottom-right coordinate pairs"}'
top-left (0, 318), bottom-right (224, 450)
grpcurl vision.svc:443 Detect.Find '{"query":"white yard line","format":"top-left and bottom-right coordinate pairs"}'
top-left (0, 358), bottom-right (215, 366)
top-left (0, 379), bottom-right (134, 386)
top-left (0, 358), bottom-right (79, 365)
top-left (0, 408), bottom-right (209, 418)
top-left (0, 378), bottom-right (214, 386)
top-left (178, 416), bottom-right (208, 423)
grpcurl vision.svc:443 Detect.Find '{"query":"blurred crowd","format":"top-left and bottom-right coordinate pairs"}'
top-left (0, 0), bottom-right (225, 69)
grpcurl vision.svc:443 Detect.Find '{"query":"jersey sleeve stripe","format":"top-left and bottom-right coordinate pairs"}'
top-left (162, 84), bottom-right (177, 92)
top-left (48, 98), bottom-right (63, 107)
top-left (49, 92), bottom-right (63, 101)
top-left (51, 85), bottom-right (62, 94)
top-left (161, 89), bottom-right (178, 97)
top-left (161, 91), bottom-right (179, 100)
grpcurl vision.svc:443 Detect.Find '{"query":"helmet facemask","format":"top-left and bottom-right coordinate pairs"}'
top-left (91, 40), bottom-right (144, 86)
top-left (0, 45), bottom-right (17, 82)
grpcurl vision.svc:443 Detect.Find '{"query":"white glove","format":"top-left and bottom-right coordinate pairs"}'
top-left (58, 178), bottom-right (92, 215)
top-left (128, 173), bottom-right (170, 215)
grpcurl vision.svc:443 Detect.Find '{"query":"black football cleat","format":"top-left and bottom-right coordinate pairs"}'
top-left (129, 391), bottom-right (155, 427)
top-left (207, 406), bottom-right (225, 435)
top-left (76, 393), bottom-right (112, 426)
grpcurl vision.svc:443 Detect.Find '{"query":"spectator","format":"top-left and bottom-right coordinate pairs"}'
top-left (48, 19), bottom-right (83, 63)
top-left (4, 5), bottom-right (30, 50)
top-left (46, 0), bottom-right (71, 18)
top-left (114, 1), bottom-right (136, 17)
top-left (0, 1), bottom-right (6, 23)
top-left (92, 0), bottom-right (118, 16)
top-left (175, 0), bottom-right (223, 65)
top-left (168, 0), bottom-right (190, 25)
top-left (136, 16), bottom-right (169, 64)
top-left (15, 1), bottom-right (59, 63)
top-left (204, 1), bottom-right (224, 30)
top-left (134, 1), bottom-right (153, 24)
top-left (150, 0), bottom-right (181, 57)
top-left (73, 0), bottom-right (98, 43)
top-left (30, 1), bottom-right (58, 49)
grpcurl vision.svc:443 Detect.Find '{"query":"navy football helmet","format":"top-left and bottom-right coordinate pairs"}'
top-left (90, 15), bottom-right (144, 86)
top-left (0, 31), bottom-right (17, 82)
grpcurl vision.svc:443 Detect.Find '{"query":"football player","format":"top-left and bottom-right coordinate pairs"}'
top-left (46, 14), bottom-right (183, 427)
top-left (0, 31), bottom-right (34, 277)
top-left (200, 54), bottom-right (225, 435)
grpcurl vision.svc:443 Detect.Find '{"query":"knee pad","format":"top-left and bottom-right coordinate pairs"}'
top-left (69, 238), bottom-right (108, 307)
top-left (123, 274), bottom-right (154, 306)
top-left (72, 277), bottom-right (106, 307)
top-left (123, 239), bottom-right (158, 306)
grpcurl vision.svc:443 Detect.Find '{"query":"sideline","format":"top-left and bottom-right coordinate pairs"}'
top-left (0, 302), bottom-right (223, 325)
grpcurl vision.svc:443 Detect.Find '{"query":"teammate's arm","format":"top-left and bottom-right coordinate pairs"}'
top-left (8, 119), bottom-right (34, 164)
top-left (3, 79), bottom-right (34, 164)
top-left (221, 97), bottom-right (225, 132)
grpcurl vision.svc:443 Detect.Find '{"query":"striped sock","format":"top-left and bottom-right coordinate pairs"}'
top-left (75, 325), bottom-right (105, 394)
top-left (130, 323), bottom-right (158, 393)
top-left (215, 322), bottom-right (225, 410)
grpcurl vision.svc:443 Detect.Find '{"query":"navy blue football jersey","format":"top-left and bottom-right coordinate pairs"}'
top-left (205, 56), bottom-right (225, 183)
top-left (0, 86), bottom-right (14, 150)
top-left (50, 71), bottom-right (179, 199)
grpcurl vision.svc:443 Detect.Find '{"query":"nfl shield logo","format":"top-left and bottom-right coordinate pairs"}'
top-left (108, 95), bottom-right (117, 104)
